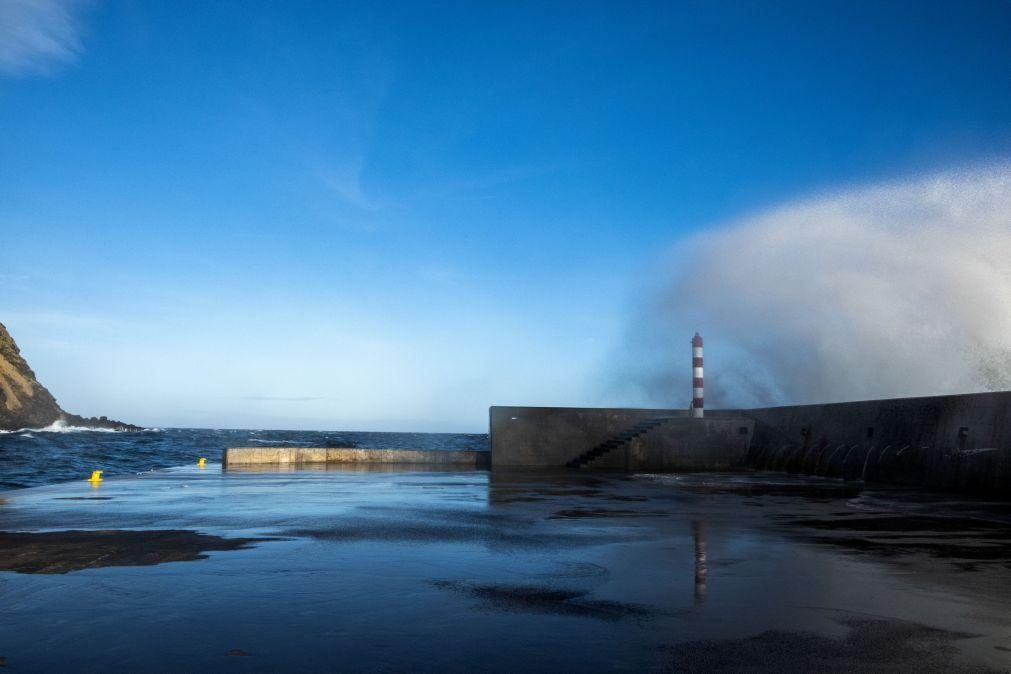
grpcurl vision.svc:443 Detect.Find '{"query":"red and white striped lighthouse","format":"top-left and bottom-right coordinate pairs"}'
top-left (691, 332), bottom-right (704, 418)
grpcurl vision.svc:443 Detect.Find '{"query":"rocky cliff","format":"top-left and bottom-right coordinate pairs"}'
top-left (0, 322), bottom-right (140, 431)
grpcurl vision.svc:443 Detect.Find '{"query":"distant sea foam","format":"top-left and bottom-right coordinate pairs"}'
top-left (0, 420), bottom-right (162, 434)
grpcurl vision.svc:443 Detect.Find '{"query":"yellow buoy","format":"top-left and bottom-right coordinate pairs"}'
top-left (197, 457), bottom-right (207, 468)
top-left (88, 470), bottom-right (103, 484)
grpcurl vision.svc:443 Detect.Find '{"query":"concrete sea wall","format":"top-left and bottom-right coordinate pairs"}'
top-left (223, 447), bottom-right (491, 469)
top-left (226, 392), bottom-right (1011, 493)
top-left (489, 406), bottom-right (753, 470)
top-left (732, 391), bottom-right (1011, 494)
top-left (489, 391), bottom-right (1011, 493)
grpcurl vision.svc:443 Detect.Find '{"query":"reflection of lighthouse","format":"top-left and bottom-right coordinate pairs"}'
top-left (693, 521), bottom-right (707, 605)
top-left (691, 333), bottom-right (704, 418)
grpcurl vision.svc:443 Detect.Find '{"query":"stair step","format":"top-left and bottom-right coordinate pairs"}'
top-left (568, 418), bottom-right (672, 469)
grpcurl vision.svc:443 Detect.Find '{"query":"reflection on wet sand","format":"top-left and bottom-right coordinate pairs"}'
top-left (1, 468), bottom-right (1009, 670)
top-left (693, 520), bottom-right (707, 606)
top-left (667, 616), bottom-right (986, 673)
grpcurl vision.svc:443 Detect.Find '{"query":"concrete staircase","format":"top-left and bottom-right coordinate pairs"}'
top-left (566, 418), bottom-right (672, 469)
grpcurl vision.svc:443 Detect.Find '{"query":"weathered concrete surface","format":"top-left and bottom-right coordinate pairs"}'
top-left (223, 446), bottom-right (491, 468)
top-left (492, 392), bottom-right (1011, 492)
top-left (224, 462), bottom-right (484, 474)
top-left (628, 417), bottom-right (754, 471)
top-left (490, 406), bottom-right (752, 470)
top-left (490, 406), bottom-right (679, 468)
top-left (728, 391), bottom-right (1011, 494)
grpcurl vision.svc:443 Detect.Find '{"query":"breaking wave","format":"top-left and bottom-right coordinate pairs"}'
top-left (612, 165), bottom-right (1011, 408)
top-left (0, 420), bottom-right (163, 434)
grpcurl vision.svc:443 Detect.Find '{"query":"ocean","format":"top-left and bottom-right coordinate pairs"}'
top-left (0, 424), bottom-right (489, 490)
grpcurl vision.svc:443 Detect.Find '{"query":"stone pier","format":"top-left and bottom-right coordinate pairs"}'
top-left (223, 446), bottom-right (491, 469)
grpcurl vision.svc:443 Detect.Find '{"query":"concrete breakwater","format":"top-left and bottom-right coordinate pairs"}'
top-left (489, 391), bottom-right (1011, 495)
top-left (223, 446), bottom-right (491, 469)
top-left (489, 407), bottom-right (753, 471)
top-left (226, 391), bottom-right (1011, 494)
top-left (733, 390), bottom-right (1011, 495)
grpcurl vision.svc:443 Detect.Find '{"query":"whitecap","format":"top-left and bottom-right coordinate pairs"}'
top-left (34, 420), bottom-right (121, 433)
top-left (9, 419), bottom-right (154, 434)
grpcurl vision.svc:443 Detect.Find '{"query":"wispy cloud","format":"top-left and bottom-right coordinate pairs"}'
top-left (241, 396), bottom-right (329, 403)
top-left (610, 165), bottom-right (1011, 408)
top-left (417, 162), bottom-right (572, 202)
top-left (318, 159), bottom-right (382, 212)
top-left (0, 0), bottom-right (91, 78)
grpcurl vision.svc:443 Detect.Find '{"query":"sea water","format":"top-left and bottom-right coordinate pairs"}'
top-left (0, 426), bottom-right (488, 490)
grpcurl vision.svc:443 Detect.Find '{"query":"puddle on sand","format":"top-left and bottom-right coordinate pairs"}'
top-left (432, 580), bottom-right (655, 621)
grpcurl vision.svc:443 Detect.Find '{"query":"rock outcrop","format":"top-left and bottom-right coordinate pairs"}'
top-left (0, 322), bottom-right (140, 431)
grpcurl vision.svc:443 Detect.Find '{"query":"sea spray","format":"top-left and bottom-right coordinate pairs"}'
top-left (611, 165), bottom-right (1011, 408)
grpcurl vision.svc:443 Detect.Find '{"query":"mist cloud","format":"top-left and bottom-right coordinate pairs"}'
top-left (612, 166), bottom-right (1011, 409)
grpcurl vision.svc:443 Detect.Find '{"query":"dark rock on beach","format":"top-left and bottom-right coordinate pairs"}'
top-left (0, 529), bottom-right (267, 574)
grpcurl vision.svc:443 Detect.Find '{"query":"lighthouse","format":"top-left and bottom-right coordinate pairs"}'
top-left (691, 333), bottom-right (704, 418)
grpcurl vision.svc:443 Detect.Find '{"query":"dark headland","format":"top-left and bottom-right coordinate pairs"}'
top-left (0, 322), bottom-right (139, 432)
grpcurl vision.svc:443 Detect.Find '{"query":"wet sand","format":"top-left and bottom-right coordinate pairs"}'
top-left (0, 529), bottom-right (265, 574)
top-left (0, 467), bottom-right (1009, 672)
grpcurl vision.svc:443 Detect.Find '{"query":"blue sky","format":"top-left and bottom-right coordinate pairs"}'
top-left (2, 1), bottom-right (1010, 430)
